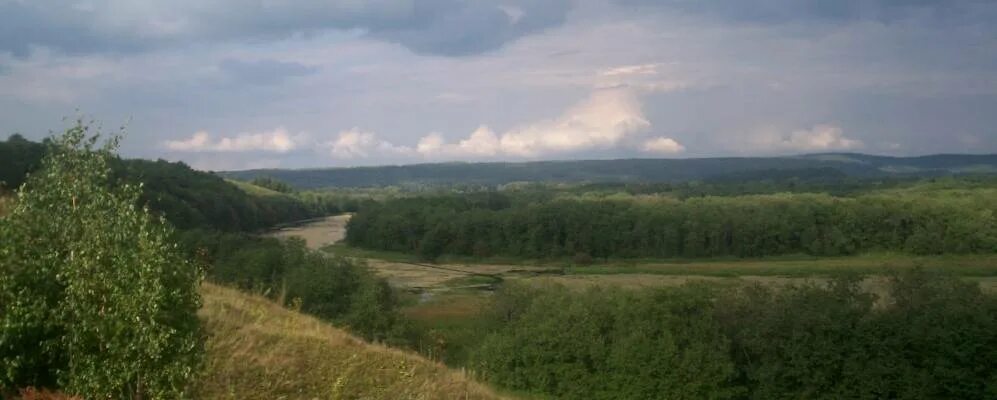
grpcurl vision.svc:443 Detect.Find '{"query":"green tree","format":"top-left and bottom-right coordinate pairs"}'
top-left (250, 176), bottom-right (295, 193)
top-left (345, 277), bottom-right (407, 344)
top-left (0, 123), bottom-right (203, 399)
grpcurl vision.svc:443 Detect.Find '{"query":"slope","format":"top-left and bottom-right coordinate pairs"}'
top-left (196, 283), bottom-right (504, 400)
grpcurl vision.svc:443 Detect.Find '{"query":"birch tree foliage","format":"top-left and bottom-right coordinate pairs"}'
top-left (0, 122), bottom-right (203, 399)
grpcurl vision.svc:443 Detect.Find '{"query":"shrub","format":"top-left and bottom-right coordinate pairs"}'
top-left (0, 123), bottom-right (203, 398)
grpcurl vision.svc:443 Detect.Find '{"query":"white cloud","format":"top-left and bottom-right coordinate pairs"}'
top-left (641, 137), bottom-right (685, 154)
top-left (456, 126), bottom-right (501, 156)
top-left (746, 124), bottom-right (863, 153)
top-left (165, 131), bottom-right (211, 151)
top-left (783, 124), bottom-right (863, 151)
top-left (323, 87), bottom-right (682, 161)
top-left (164, 127), bottom-right (301, 153)
top-left (595, 62), bottom-right (697, 94)
top-left (327, 128), bottom-right (413, 159)
top-left (415, 133), bottom-right (445, 155)
top-left (494, 87), bottom-right (651, 156)
top-left (165, 86), bottom-right (680, 165)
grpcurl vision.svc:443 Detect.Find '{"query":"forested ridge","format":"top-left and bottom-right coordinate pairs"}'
top-left (221, 153), bottom-right (997, 188)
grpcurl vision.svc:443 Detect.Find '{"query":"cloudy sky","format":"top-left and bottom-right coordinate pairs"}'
top-left (2, 0), bottom-right (996, 170)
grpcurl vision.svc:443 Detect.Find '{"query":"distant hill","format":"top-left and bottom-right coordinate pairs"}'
top-left (219, 153), bottom-right (997, 188)
top-left (196, 283), bottom-right (502, 400)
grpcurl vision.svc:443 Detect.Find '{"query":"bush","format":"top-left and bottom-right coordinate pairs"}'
top-left (0, 123), bottom-right (203, 398)
top-left (472, 285), bottom-right (739, 399)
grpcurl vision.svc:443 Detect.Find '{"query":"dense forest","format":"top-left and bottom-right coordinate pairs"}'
top-left (469, 273), bottom-right (997, 399)
top-left (345, 185), bottom-right (997, 260)
top-left (221, 153), bottom-right (997, 188)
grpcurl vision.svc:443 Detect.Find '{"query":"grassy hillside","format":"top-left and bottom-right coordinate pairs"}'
top-left (196, 283), bottom-right (504, 400)
top-left (227, 178), bottom-right (286, 197)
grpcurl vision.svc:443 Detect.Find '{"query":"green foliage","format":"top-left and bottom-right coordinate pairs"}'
top-left (0, 123), bottom-right (202, 398)
top-left (0, 134), bottom-right (47, 191)
top-left (345, 278), bottom-right (412, 346)
top-left (283, 239), bottom-right (362, 319)
top-left (472, 284), bottom-right (739, 399)
top-left (249, 176), bottom-right (295, 193)
top-left (112, 159), bottom-right (317, 231)
top-left (471, 273), bottom-right (997, 399)
top-left (179, 230), bottom-right (412, 346)
top-left (347, 189), bottom-right (997, 260)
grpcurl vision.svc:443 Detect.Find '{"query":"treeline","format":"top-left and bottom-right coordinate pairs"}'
top-left (0, 134), bottom-right (47, 190)
top-left (346, 190), bottom-right (997, 260)
top-left (471, 273), bottom-right (997, 399)
top-left (538, 173), bottom-right (997, 199)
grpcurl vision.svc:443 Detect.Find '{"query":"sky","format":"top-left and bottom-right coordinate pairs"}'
top-left (1, 0), bottom-right (996, 170)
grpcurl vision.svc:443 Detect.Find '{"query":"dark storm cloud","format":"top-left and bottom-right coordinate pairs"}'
top-left (617, 0), bottom-right (997, 25)
top-left (0, 2), bottom-right (141, 57)
top-left (0, 0), bottom-right (572, 57)
top-left (369, 0), bottom-right (572, 56)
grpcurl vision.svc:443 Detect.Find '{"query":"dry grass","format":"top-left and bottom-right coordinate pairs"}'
top-left (196, 283), bottom-right (505, 400)
top-left (365, 261), bottom-right (468, 289)
top-left (267, 215), bottom-right (351, 250)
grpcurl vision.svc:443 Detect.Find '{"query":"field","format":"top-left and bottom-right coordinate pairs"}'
top-left (267, 214), bottom-right (351, 250)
